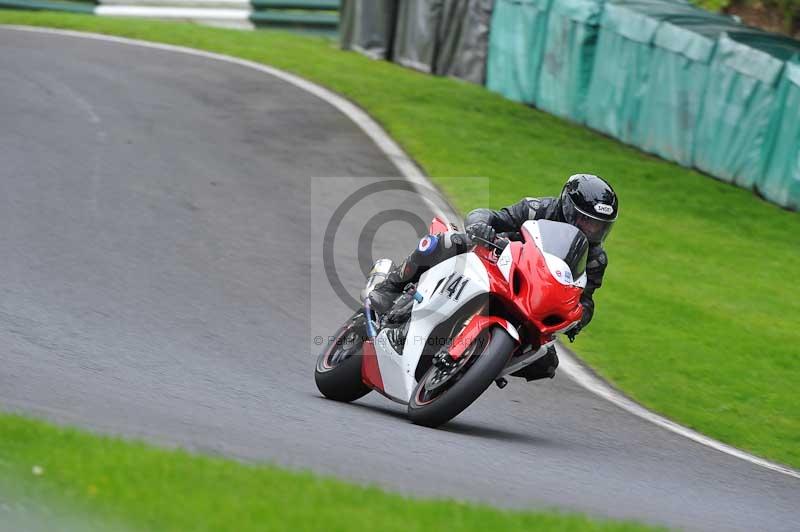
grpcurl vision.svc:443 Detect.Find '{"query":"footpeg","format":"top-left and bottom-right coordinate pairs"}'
top-left (495, 377), bottom-right (508, 389)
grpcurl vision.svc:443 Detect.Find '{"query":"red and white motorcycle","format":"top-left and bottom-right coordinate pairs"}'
top-left (315, 216), bottom-right (588, 427)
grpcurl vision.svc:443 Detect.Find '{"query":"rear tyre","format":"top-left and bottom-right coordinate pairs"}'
top-left (408, 326), bottom-right (515, 428)
top-left (314, 314), bottom-right (371, 402)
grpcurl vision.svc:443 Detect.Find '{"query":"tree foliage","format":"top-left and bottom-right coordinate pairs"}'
top-left (692, 0), bottom-right (800, 35)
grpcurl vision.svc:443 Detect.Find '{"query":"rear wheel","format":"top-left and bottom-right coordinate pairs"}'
top-left (314, 314), bottom-right (371, 402)
top-left (408, 326), bottom-right (515, 428)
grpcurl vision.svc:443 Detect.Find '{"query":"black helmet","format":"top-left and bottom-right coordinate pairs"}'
top-left (560, 174), bottom-right (618, 244)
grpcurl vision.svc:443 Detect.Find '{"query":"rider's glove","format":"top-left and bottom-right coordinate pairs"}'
top-left (566, 326), bottom-right (580, 343)
top-left (465, 222), bottom-right (496, 244)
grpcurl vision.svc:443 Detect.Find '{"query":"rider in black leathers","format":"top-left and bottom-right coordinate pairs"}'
top-left (369, 174), bottom-right (618, 381)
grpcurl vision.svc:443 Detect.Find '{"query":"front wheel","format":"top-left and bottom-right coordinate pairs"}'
top-left (314, 313), bottom-right (371, 402)
top-left (408, 326), bottom-right (515, 428)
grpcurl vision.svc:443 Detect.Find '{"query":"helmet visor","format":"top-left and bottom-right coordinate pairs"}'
top-left (562, 194), bottom-right (615, 244)
top-left (574, 212), bottom-right (614, 244)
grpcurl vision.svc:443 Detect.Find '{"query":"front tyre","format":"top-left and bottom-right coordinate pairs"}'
top-left (408, 326), bottom-right (515, 428)
top-left (314, 313), bottom-right (371, 402)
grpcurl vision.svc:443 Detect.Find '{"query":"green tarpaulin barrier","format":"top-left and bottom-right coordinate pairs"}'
top-left (693, 31), bottom-right (796, 189)
top-left (585, 0), bottom-right (698, 143)
top-left (636, 14), bottom-right (740, 165)
top-left (759, 59), bottom-right (800, 210)
top-left (382, 0), bottom-right (800, 210)
top-left (486, 0), bottom-right (552, 104)
top-left (537, 0), bottom-right (605, 123)
top-left (340, 0), bottom-right (398, 60)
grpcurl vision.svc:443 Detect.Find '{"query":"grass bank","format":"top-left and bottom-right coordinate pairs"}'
top-left (0, 413), bottom-right (656, 531)
top-left (0, 9), bottom-right (798, 467)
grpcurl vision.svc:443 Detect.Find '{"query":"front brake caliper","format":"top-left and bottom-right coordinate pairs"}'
top-left (433, 349), bottom-right (456, 370)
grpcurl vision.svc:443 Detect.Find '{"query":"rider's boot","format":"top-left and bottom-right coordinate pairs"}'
top-left (381, 287), bottom-right (416, 353)
top-left (511, 345), bottom-right (559, 381)
top-left (368, 267), bottom-right (409, 316)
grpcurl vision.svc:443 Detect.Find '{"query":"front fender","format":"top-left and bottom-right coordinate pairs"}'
top-left (448, 316), bottom-right (520, 361)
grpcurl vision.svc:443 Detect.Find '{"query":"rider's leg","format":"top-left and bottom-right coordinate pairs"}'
top-left (369, 232), bottom-right (469, 315)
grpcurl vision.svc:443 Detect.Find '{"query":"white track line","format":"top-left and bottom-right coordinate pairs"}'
top-left (3, 24), bottom-right (798, 481)
top-left (556, 344), bottom-right (800, 479)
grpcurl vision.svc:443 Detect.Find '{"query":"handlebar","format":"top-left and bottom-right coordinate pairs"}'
top-left (470, 235), bottom-right (510, 254)
top-left (497, 231), bottom-right (521, 241)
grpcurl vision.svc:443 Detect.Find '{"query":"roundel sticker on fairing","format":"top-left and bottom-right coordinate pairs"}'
top-left (417, 234), bottom-right (438, 255)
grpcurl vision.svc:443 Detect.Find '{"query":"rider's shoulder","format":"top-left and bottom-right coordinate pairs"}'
top-left (522, 196), bottom-right (557, 206)
top-left (521, 196), bottom-right (557, 219)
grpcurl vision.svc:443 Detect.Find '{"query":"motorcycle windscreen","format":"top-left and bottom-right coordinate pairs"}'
top-left (534, 220), bottom-right (589, 279)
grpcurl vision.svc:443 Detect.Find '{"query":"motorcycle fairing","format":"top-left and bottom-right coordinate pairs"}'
top-left (448, 315), bottom-right (520, 361)
top-left (522, 220), bottom-right (587, 289)
top-left (361, 340), bottom-right (385, 394)
top-left (371, 253), bottom-right (492, 403)
top-left (506, 221), bottom-right (584, 336)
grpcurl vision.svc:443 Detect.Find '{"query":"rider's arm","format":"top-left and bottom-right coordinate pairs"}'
top-left (464, 198), bottom-right (538, 233)
top-left (578, 246), bottom-right (608, 329)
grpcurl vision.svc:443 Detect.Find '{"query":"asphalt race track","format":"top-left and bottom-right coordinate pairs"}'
top-left (1, 28), bottom-right (798, 531)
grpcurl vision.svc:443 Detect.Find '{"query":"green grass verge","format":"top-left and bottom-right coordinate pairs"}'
top-left (0, 5), bottom-right (797, 470)
top-left (0, 413), bottom-right (658, 531)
